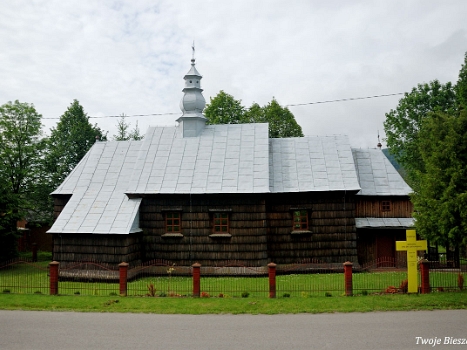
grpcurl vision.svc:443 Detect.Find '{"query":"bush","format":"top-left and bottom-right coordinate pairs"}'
top-left (241, 292), bottom-right (250, 298)
top-left (325, 292), bottom-right (332, 297)
top-left (282, 293), bottom-right (291, 298)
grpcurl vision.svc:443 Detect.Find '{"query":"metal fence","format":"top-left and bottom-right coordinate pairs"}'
top-left (0, 258), bottom-right (49, 295)
top-left (1, 258), bottom-right (466, 297)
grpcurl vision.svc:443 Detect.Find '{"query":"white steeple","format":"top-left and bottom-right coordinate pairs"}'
top-left (177, 46), bottom-right (207, 137)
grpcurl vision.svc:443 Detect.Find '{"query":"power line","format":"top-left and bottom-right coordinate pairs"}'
top-left (42, 112), bottom-right (180, 120)
top-left (285, 92), bottom-right (405, 107)
top-left (41, 92), bottom-right (406, 120)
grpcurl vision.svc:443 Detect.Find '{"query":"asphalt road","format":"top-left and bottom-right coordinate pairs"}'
top-left (1, 310), bottom-right (466, 350)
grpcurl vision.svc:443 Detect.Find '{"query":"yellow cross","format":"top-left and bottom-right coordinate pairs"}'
top-left (396, 230), bottom-right (427, 293)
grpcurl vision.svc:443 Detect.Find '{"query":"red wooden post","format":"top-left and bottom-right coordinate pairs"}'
top-left (268, 262), bottom-right (277, 298)
top-left (32, 243), bottom-right (38, 262)
top-left (343, 261), bottom-right (353, 296)
top-left (192, 263), bottom-right (201, 298)
top-left (419, 259), bottom-right (430, 294)
top-left (49, 261), bottom-right (59, 295)
top-left (119, 262), bottom-right (129, 296)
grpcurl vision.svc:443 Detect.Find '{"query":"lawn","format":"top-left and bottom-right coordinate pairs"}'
top-left (0, 291), bottom-right (466, 314)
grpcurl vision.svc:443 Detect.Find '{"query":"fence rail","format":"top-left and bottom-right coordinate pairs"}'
top-left (1, 258), bottom-right (466, 297)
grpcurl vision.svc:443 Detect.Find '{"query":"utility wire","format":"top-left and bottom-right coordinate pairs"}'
top-left (41, 92), bottom-right (405, 120)
top-left (285, 92), bottom-right (405, 107)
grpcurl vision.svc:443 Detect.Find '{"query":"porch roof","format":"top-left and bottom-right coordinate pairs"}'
top-left (355, 217), bottom-right (414, 229)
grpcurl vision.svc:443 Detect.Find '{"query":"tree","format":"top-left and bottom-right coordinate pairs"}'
top-left (456, 52), bottom-right (467, 109)
top-left (254, 98), bottom-right (304, 138)
top-left (413, 108), bottom-right (467, 247)
top-left (383, 80), bottom-right (457, 189)
top-left (205, 91), bottom-right (304, 138)
top-left (44, 100), bottom-right (107, 190)
top-left (113, 114), bottom-right (144, 141)
top-left (204, 91), bottom-right (246, 125)
top-left (0, 100), bottom-right (46, 259)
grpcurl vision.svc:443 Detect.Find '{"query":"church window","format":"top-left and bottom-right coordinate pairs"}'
top-left (381, 201), bottom-right (391, 212)
top-left (165, 212), bottom-right (181, 233)
top-left (213, 212), bottom-right (229, 233)
top-left (293, 210), bottom-right (309, 231)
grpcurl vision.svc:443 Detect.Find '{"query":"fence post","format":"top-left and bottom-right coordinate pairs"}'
top-left (192, 263), bottom-right (201, 297)
top-left (119, 262), bottom-right (129, 296)
top-left (32, 243), bottom-right (38, 262)
top-left (419, 259), bottom-right (430, 294)
top-left (268, 262), bottom-right (277, 298)
top-left (343, 261), bottom-right (353, 296)
top-left (49, 261), bottom-right (59, 295)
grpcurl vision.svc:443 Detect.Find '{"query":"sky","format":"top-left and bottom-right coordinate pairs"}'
top-left (1, 0), bottom-right (466, 148)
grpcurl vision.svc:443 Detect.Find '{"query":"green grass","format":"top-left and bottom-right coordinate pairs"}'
top-left (0, 291), bottom-right (466, 314)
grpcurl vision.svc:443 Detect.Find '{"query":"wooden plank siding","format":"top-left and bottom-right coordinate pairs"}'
top-left (355, 196), bottom-right (413, 266)
top-left (355, 196), bottom-right (413, 218)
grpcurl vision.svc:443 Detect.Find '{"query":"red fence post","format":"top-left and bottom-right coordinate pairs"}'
top-left (419, 259), bottom-right (430, 294)
top-left (49, 261), bottom-right (59, 295)
top-left (119, 262), bottom-right (129, 296)
top-left (192, 263), bottom-right (201, 298)
top-left (32, 243), bottom-right (38, 262)
top-left (268, 262), bottom-right (277, 298)
top-left (343, 261), bottom-right (353, 296)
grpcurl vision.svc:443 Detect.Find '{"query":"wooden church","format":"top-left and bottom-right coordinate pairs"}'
top-left (48, 57), bottom-right (413, 269)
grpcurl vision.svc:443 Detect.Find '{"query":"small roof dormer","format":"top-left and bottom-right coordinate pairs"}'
top-left (177, 49), bottom-right (207, 137)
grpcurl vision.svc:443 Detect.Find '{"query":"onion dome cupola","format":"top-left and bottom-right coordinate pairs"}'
top-left (177, 55), bottom-right (207, 137)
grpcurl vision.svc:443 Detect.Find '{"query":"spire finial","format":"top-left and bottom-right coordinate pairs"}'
top-left (191, 41), bottom-right (195, 63)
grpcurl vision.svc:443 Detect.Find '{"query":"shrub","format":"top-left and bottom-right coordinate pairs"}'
top-left (325, 292), bottom-right (332, 297)
top-left (282, 293), bottom-right (291, 298)
top-left (158, 292), bottom-right (167, 297)
top-left (147, 283), bottom-right (156, 297)
top-left (241, 292), bottom-right (250, 298)
top-left (361, 290), bottom-right (368, 296)
top-left (34, 291), bottom-right (42, 294)
top-left (74, 291), bottom-right (80, 295)
top-left (399, 279), bottom-right (408, 293)
top-left (201, 292), bottom-right (210, 298)
top-left (3, 289), bottom-right (11, 294)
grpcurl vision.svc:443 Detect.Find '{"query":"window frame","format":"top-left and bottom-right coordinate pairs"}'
top-left (290, 208), bottom-right (312, 235)
top-left (381, 201), bottom-right (392, 212)
top-left (165, 212), bottom-right (182, 234)
top-left (208, 209), bottom-right (232, 238)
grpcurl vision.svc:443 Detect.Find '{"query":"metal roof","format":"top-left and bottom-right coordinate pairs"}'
top-left (126, 123), bottom-right (270, 194)
top-left (355, 217), bottom-right (414, 228)
top-left (48, 141), bottom-right (143, 234)
top-left (269, 135), bottom-right (360, 192)
top-left (49, 124), bottom-right (412, 235)
top-left (352, 148), bottom-right (412, 196)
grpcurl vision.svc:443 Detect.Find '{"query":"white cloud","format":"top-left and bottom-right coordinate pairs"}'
top-left (1, 0), bottom-right (466, 147)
